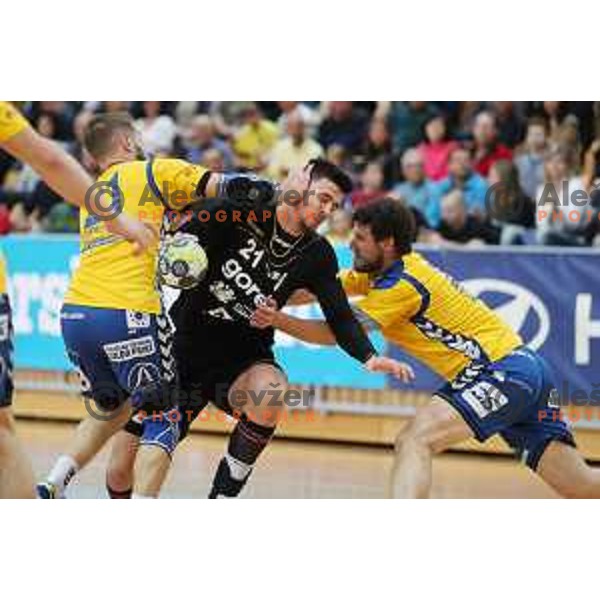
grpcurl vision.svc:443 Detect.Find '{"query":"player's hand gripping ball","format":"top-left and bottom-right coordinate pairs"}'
top-left (158, 233), bottom-right (208, 290)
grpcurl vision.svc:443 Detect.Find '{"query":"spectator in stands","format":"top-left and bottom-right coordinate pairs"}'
top-left (276, 102), bottom-right (319, 138)
top-left (392, 148), bottom-right (438, 227)
top-left (436, 190), bottom-right (499, 246)
top-left (318, 101), bottom-right (368, 155)
top-left (514, 117), bottom-right (548, 199)
top-left (471, 111), bottom-right (513, 177)
top-left (136, 101), bottom-right (177, 157)
top-left (433, 147), bottom-right (489, 223)
top-left (325, 143), bottom-right (355, 181)
top-left (267, 110), bottom-right (323, 181)
top-left (182, 115), bottom-right (235, 169)
top-left (87, 101), bottom-right (130, 114)
top-left (492, 101), bottom-right (526, 148)
top-left (27, 101), bottom-right (74, 142)
top-left (554, 114), bottom-right (582, 170)
top-left (324, 208), bottom-right (353, 245)
top-left (201, 148), bottom-right (226, 172)
top-left (488, 160), bottom-right (536, 245)
top-left (417, 113), bottom-right (458, 181)
top-left (582, 138), bottom-right (600, 192)
top-left (43, 202), bottom-right (79, 233)
top-left (233, 103), bottom-right (279, 171)
top-left (376, 101), bottom-right (438, 154)
top-left (348, 161), bottom-right (387, 209)
top-left (536, 148), bottom-right (589, 246)
top-left (540, 101), bottom-right (570, 145)
top-left (70, 110), bottom-right (95, 171)
top-left (358, 118), bottom-right (397, 187)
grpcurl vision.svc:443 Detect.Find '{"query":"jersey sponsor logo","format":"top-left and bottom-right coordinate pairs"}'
top-left (126, 311), bottom-right (152, 330)
top-left (461, 381), bottom-right (509, 419)
top-left (209, 281), bottom-right (236, 304)
top-left (103, 336), bottom-right (156, 363)
top-left (127, 362), bottom-right (161, 392)
top-left (462, 279), bottom-right (550, 350)
top-left (221, 258), bottom-right (269, 309)
top-left (207, 307), bottom-right (234, 321)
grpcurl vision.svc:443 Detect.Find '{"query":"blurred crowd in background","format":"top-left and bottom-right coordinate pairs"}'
top-left (2, 101), bottom-right (600, 247)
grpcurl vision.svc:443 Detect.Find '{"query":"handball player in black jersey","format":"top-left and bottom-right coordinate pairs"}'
top-left (107, 159), bottom-right (414, 499)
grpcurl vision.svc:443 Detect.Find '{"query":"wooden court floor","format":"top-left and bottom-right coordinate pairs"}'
top-left (17, 420), bottom-right (559, 499)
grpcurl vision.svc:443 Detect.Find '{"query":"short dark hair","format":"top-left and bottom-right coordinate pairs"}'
top-left (83, 112), bottom-right (136, 160)
top-left (306, 158), bottom-right (353, 194)
top-left (352, 198), bottom-right (415, 256)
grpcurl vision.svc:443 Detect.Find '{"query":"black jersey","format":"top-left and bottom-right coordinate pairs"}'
top-left (169, 202), bottom-right (376, 364)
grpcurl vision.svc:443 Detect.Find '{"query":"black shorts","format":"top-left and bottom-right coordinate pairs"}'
top-left (0, 295), bottom-right (14, 409)
top-left (125, 325), bottom-right (285, 440)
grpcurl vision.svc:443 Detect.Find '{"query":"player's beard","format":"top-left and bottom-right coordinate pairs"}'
top-left (353, 250), bottom-right (384, 274)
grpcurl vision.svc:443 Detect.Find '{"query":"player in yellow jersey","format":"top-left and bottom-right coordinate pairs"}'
top-left (0, 102), bottom-right (157, 498)
top-left (37, 112), bottom-right (275, 499)
top-left (252, 198), bottom-right (600, 498)
top-left (0, 102), bottom-right (157, 251)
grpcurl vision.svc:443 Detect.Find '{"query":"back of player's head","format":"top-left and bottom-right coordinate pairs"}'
top-left (306, 158), bottom-right (353, 195)
top-left (353, 198), bottom-right (415, 256)
top-left (83, 112), bottom-right (136, 161)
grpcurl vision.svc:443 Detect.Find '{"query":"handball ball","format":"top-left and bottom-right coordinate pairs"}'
top-left (158, 233), bottom-right (208, 290)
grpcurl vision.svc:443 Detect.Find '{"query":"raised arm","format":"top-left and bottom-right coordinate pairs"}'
top-left (1, 103), bottom-right (156, 254)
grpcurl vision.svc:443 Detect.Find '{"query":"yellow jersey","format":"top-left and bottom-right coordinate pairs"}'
top-left (340, 252), bottom-right (522, 381)
top-left (65, 158), bottom-right (208, 314)
top-left (0, 102), bottom-right (27, 295)
top-left (0, 253), bottom-right (7, 295)
top-left (0, 101), bottom-right (29, 143)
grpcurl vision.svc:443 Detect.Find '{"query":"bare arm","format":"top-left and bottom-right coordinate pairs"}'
top-left (3, 126), bottom-right (92, 207)
top-left (3, 126), bottom-right (159, 253)
top-left (251, 301), bottom-right (415, 383)
top-left (271, 311), bottom-right (338, 345)
top-left (287, 289), bottom-right (317, 306)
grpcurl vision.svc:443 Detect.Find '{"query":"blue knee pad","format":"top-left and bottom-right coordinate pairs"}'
top-left (140, 410), bottom-right (181, 457)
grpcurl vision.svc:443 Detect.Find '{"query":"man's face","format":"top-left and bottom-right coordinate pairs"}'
top-left (298, 177), bottom-right (344, 230)
top-left (441, 195), bottom-right (466, 228)
top-left (527, 124), bottom-right (546, 151)
top-left (350, 223), bottom-right (385, 273)
top-left (330, 101), bottom-right (352, 120)
top-left (449, 150), bottom-right (471, 179)
top-left (473, 114), bottom-right (497, 145)
top-left (403, 155), bottom-right (424, 183)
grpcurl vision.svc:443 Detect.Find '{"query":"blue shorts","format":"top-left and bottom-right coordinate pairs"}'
top-left (438, 347), bottom-right (575, 471)
top-left (0, 295), bottom-right (14, 408)
top-left (61, 304), bottom-right (179, 455)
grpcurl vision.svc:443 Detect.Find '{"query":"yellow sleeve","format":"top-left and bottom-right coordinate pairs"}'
top-left (353, 281), bottom-right (422, 330)
top-left (339, 269), bottom-right (371, 297)
top-left (150, 158), bottom-right (209, 210)
top-left (0, 102), bottom-right (30, 143)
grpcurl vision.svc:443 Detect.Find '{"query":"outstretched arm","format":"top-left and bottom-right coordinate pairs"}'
top-left (3, 126), bottom-right (92, 208)
top-left (3, 119), bottom-right (157, 254)
top-left (251, 299), bottom-right (415, 383)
